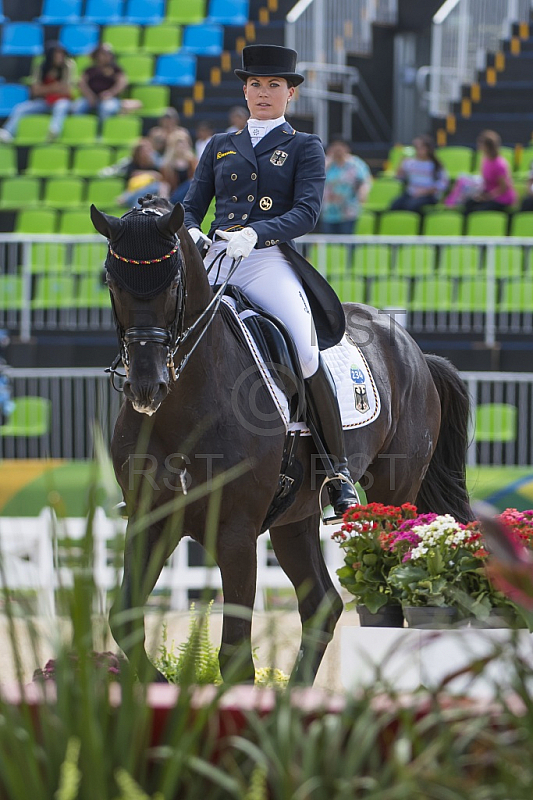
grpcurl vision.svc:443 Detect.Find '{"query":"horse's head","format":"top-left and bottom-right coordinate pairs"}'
top-left (91, 196), bottom-right (185, 415)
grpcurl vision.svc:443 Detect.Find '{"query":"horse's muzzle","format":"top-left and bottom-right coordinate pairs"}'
top-left (123, 380), bottom-right (169, 415)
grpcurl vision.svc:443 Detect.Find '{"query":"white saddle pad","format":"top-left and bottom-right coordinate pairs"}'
top-left (222, 297), bottom-right (381, 434)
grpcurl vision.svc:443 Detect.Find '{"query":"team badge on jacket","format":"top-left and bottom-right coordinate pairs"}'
top-left (270, 150), bottom-right (288, 166)
top-left (350, 364), bottom-right (370, 413)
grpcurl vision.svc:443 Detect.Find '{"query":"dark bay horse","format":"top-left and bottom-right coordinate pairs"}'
top-left (91, 197), bottom-right (473, 684)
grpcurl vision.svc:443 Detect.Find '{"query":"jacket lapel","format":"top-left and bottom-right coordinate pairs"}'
top-left (253, 122), bottom-right (296, 157)
top-left (230, 128), bottom-right (257, 168)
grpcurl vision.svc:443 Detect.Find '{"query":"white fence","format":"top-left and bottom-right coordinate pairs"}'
top-left (0, 507), bottom-right (345, 616)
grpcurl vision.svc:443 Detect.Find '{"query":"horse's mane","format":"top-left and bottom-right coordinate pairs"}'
top-left (135, 194), bottom-right (174, 214)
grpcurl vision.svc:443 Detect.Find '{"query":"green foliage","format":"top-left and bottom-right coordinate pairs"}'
top-left (155, 603), bottom-right (222, 686)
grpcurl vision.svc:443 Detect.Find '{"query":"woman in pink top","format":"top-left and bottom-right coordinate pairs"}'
top-left (465, 130), bottom-right (516, 213)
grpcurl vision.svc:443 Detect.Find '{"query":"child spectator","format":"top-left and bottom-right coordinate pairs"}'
top-left (464, 130), bottom-right (516, 213)
top-left (390, 134), bottom-right (448, 213)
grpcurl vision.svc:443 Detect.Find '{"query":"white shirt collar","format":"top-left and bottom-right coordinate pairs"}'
top-left (247, 116), bottom-right (286, 147)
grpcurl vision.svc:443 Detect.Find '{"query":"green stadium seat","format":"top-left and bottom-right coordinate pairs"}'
top-left (43, 176), bottom-right (84, 209)
top-left (363, 179), bottom-right (400, 212)
top-left (75, 276), bottom-right (109, 307)
top-left (29, 243), bottom-right (68, 274)
top-left (32, 276), bottom-right (76, 309)
top-left (119, 54), bottom-right (154, 84)
top-left (381, 144), bottom-right (413, 177)
top-left (70, 243), bottom-right (108, 274)
top-left (74, 54), bottom-right (92, 75)
top-left (456, 278), bottom-right (488, 311)
top-left (0, 177), bottom-right (40, 209)
top-left (353, 244), bottom-right (391, 277)
top-left (101, 116), bottom-right (142, 145)
top-left (309, 244), bottom-right (348, 275)
top-left (510, 212), bottom-right (533, 237)
top-left (411, 278), bottom-right (454, 311)
top-left (422, 210), bottom-right (464, 236)
top-left (357, 211), bottom-right (375, 234)
top-left (166, 0), bottom-right (206, 24)
top-left (475, 403), bottom-right (517, 442)
top-left (516, 145), bottom-right (533, 177)
top-left (26, 144), bottom-right (70, 176)
top-left (15, 115), bottom-right (51, 145)
top-left (142, 24), bottom-right (181, 53)
top-left (436, 146), bottom-right (473, 178)
top-left (329, 275), bottom-right (365, 303)
top-left (466, 211), bottom-right (508, 237)
top-left (440, 245), bottom-right (480, 276)
top-left (474, 146), bottom-right (515, 174)
top-left (378, 211), bottom-right (420, 235)
top-left (0, 397), bottom-right (50, 437)
top-left (0, 276), bottom-right (24, 310)
top-left (494, 246), bottom-right (523, 277)
top-left (0, 146), bottom-right (16, 177)
top-left (368, 278), bottom-right (410, 309)
top-left (395, 245), bottom-right (436, 276)
top-left (15, 209), bottom-right (57, 233)
top-left (59, 115), bottom-right (98, 145)
top-left (72, 145), bottom-right (113, 176)
top-left (85, 178), bottom-right (124, 208)
top-left (130, 85), bottom-right (170, 117)
top-left (58, 210), bottom-right (95, 235)
top-left (498, 279), bottom-right (533, 311)
top-left (102, 24), bottom-right (142, 53)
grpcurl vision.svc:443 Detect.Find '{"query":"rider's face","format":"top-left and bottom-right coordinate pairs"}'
top-left (243, 76), bottom-right (294, 120)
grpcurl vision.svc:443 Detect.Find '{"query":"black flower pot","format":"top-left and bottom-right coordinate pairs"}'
top-left (357, 604), bottom-right (405, 627)
top-left (404, 606), bottom-right (458, 629)
top-left (470, 608), bottom-right (528, 629)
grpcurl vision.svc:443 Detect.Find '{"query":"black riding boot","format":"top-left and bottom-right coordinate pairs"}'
top-left (304, 356), bottom-right (359, 522)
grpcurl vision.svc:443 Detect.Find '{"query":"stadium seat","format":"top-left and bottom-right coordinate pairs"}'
top-left (101, 116), bottom-right (142, 145)
top-left (0, 177), bottom-right (41, 209)
top-left (510, 212), bottom-right (533, 237)
top-left (357, 212), bottom-right (375, 234)
top-left (474, 146), bottom-right (515, 175)
top-left (166, 0), bottom-right (206, 24)
top-left (353, 245), bottom-right (391, 277)
top-left (181, 24), bottom-right (223, 55)
top-left (378, 211), bottom-right (420, 235)
top-left (411, 278), bottom-right (454, 312)
top-left (84, 0), bottom-right (123, 24)
top-left (26, 145), bottom-right (70, 176)
top-left (59, 24), bottom-right (99, 55)
top-left (142, 24), bottom-right (181, 54)
top-left (498, 279), bottom-right (533, 312)
top-left (395, 245), bottom-right (436, 276)
top-left (58, 211), bottom-right (96, 235)
top-left (14, 116), bottom-right (51, 145)
top-left (494, 246), bottom-right (523, 277)
top-left (456, 278), bottom-right (488, 311)
top-left (0, 397), bottom-right (51, 436)
top-left (368, 278), bottom-right (410, 309)
top-left (207, 0), bottom-right (249, 25)
top-left (329, 275), bottom-right (365, 304)
top-left (153, 54), bottom-right (196, 86)
top-left (29, 243), bottom-right (67, 274)
top-left (15, 209), bottom-right (57, 234)
top-left (0, 0), bottom-right (5, 23)
top-left (363, 179), bottom-right (400, 212)
top-left (516, 146), bottom-right (533, 178)
top-left (0, 84), bottom-right (30, 116)
top-left (76, 276), bottom-right (110, 308)
top-left (85, 178), bottom-right (124, 208)
top-left (466, 211), bottom-right (508, 237)
top-left (130, 85), bottom-right (170, 117)
top-left (38, 0), bottom-right (82, 24)
top-left (0, 276), bottom-right (24, 310)
top-left (436, 146), bottom-right (473, 178)
top-left (70, 243), bottom-right (108, 274)
top-left (0, 146), bottom-right (16, 177)
top-left (422, 211), bottom-right (464, 236)
top-left (59, 115), bottom-right (98, 145)
top-left (102, 25), bottom-right (141, 53)
top-left (475, 403), bottom-right (517, 442)
top-left (32, 276), bottom-right (76, 309)
top-left (440, 246), bottom-right (480, 276)
top-left (125, 0), bottom-right (164, 25)
top-left (43, 177), bottom-right (84, 209)
top-left (119, 54), bottom-right (154, 84)
top-left (71, 146), bottom-right (113, 177)
top-left (1, 23), bottom-right (44, 56)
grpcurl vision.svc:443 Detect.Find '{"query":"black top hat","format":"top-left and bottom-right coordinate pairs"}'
top-left (234, 44), bottom-right (304, 86)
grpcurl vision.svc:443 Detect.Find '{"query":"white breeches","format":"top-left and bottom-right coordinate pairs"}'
top-left (205, 241), bottom-right (320, 378)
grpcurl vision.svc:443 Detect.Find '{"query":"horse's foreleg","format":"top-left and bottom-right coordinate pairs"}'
top-left (109, 517), bottom-right (170, 682)
top-left (216, 527), bottom-right (257, 683)
top-left (269, 513), bottom-right (343, 685)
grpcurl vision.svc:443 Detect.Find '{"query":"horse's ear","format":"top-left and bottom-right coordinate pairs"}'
top-left (155, 203), bottom-right (184, 239)
top-left (90, 204), bottom-right (123, 240)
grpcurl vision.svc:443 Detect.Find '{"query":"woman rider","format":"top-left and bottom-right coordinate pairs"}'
top-left (183, 44), bottom-right (358, 522)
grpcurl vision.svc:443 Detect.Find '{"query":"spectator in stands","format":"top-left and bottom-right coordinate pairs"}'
top-left (116, 138), bottom-right (170, 208)
top-left (147, 108), bottom-right (190, 157)
top-left (464, 130), bottom-right (517, 214)
top-left (194, 120), bottom-right (215, 159)
top-left (0, 42), bottom-right (75, 143)
top-left (226, 105), bottom-right (249, 133)
top-left (160, 129), bottom-right (197, 204)
top-left (390, 134), bottom-right (448, 213)
top-left (71, 44), bottom-right (128, 130)
top-left (321, 138), bottom-right (372, 234)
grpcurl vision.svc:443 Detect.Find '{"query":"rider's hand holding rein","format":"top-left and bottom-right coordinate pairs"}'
top-left (215, 227), bottom-right (258, 259)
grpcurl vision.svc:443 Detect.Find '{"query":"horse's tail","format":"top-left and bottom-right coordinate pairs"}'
top-left (415, 354), bottom-right (475, 523)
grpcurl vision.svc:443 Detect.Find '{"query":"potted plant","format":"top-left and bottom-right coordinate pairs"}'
top-left (332, 503), bottom-right (417, 626)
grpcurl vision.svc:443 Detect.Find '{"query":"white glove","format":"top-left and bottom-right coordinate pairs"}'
top-left (188, 227), bottom-right (212, 247)
top-left (215, 227), bottom-right (258, 259)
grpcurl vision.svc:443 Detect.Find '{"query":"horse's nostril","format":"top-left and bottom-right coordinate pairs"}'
top-left (123, 381), bottom-right (134, 400)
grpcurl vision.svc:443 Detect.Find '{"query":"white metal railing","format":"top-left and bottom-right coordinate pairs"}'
top-left (425, 0), bottom-right (531, 118)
